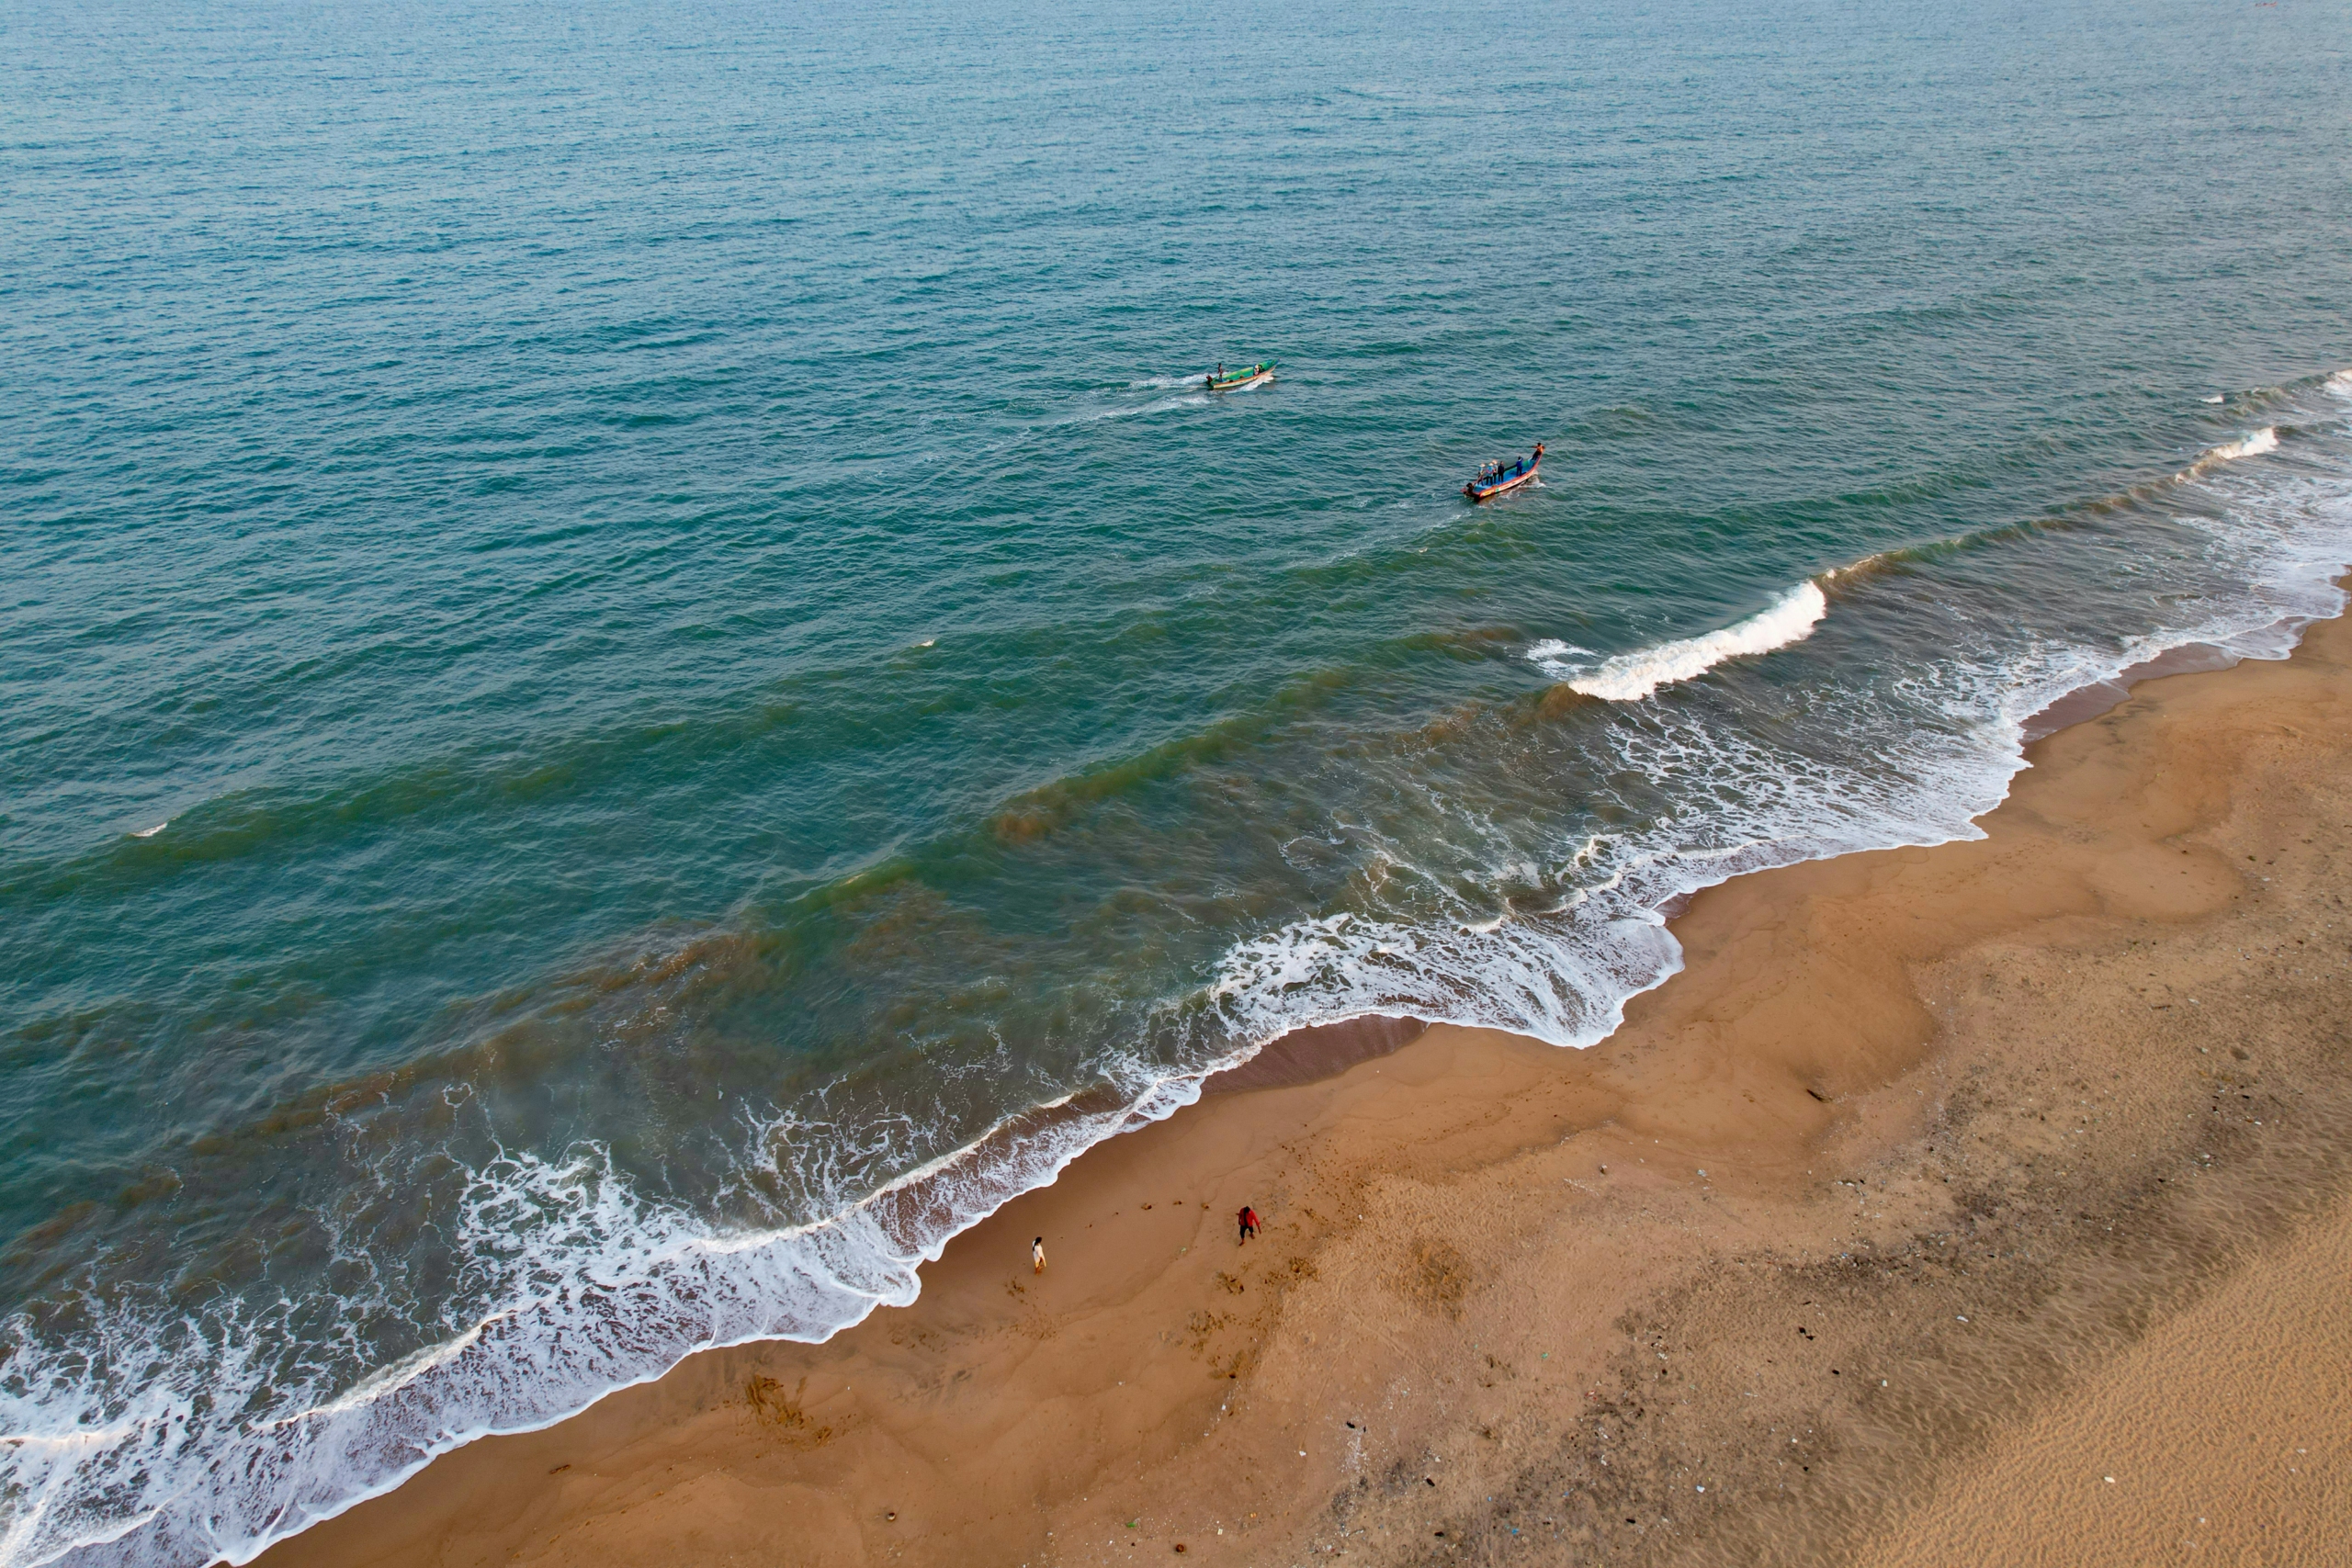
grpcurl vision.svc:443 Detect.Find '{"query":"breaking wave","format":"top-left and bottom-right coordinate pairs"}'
top-left (2178, 425), bottom-right (2279, 479)
top-left (0, 1075), bottom-right (1214, 1568)
top-left (1539, 581), bottom-right (1829, 703)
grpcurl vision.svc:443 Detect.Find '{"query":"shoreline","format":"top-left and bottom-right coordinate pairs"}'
top-left (255, 606), bottom-right (2352, 1568)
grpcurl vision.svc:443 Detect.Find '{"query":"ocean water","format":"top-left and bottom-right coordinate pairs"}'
top-left (4, 0), bottom-right (2350, 1561)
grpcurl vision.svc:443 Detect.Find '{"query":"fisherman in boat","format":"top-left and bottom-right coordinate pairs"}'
top-left (1465, 442), bottom-right (1547, 498)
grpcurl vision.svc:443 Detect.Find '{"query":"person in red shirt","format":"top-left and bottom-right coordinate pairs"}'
top-left (1237, 1204), bottom-right (1261, 1243)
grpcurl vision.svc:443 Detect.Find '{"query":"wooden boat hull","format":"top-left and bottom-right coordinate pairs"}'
top-left (1464, 459), bottom-right (1540, 501)
top-left (1205, 367), bottom-right (1274, 392)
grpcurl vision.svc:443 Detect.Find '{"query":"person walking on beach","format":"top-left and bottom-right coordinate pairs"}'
top-left (1237, 1205), bottom-right (1260, 1243)
top-left (1032, 1236), bottom-right (1046, 1274)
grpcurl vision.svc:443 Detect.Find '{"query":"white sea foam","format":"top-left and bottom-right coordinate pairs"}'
top-left (2175, 426), bottom-right (2280, 482)
top-left (2205, 426), bottom-right (2278, 463)
top-left (129, 821), bottom-right (168, 839)
top-left (1550, 581), bottom-right (1827, 703)
top-left (0, 1077), bottom-right (1210, 1568)
top-left (8, 389), bottom-right (2352, 1568)
top-left (1522, 638), bottom-right (1592, 674)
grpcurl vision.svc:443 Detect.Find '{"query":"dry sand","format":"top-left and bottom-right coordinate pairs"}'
top-left (259, 611), bottom-right (2352, 1568)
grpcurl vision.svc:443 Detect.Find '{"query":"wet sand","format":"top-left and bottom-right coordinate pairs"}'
top-left (259, 610), bottom-right (2352, 1568)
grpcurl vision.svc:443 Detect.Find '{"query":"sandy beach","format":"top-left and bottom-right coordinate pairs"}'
top-left (259, 608), bottom-right (2352, 1568)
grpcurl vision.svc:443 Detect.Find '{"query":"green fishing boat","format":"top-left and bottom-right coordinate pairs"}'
top-left (1204, 362), bottom-right (1275, 392)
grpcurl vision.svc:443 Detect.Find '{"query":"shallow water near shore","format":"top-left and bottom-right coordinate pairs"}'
top-left (5, 1), bottom-right (2352, 1562)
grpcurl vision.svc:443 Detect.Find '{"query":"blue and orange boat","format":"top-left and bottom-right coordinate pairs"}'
top-left (1464, 443), bottom-right (1543, 501)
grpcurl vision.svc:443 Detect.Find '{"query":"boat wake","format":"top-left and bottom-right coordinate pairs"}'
top-left (1052, 392), bottom-right (1204, 427)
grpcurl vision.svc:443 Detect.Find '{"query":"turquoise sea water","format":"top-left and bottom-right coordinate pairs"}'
top-left (5, 1), bottom-right (2350, 1561)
